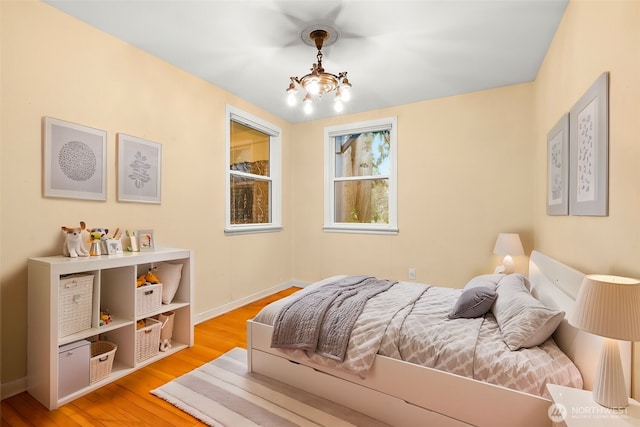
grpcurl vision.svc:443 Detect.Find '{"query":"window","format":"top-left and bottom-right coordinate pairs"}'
top-left (225, 105), bottom-right (281, 234)
top-left (324, 117), bottom-right (397, 234)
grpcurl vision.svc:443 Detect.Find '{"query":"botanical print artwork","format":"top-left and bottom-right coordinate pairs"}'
top-left (122, 143), bottom-right (157, 197)
top-left (576, 99), bottom-right (596, 202)
top-left (118, 135), bottom-right (161, 202)
top-left (546, 113), bottom-right (568, 216)
top-left (549, 132), bottom-right (563, 206)
top-left (129, 151), bottom-right (152, 189)
top-left (58, 140), bottom-right (97, 182)
top-left (46, 118), bottom-right (106, 200)
top-left (568, 72), bottom-right (608, 216)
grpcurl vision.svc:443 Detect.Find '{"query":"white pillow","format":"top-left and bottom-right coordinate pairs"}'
top-left (154, 261), bottom-right (183, 304)
top-left (492, 274), bottom-right (565, 350)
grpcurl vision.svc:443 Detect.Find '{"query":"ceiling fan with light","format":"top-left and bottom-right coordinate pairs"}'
top-left (286, 26), bottom-right (352, 115)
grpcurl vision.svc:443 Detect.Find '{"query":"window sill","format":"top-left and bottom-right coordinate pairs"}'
top-left (323, 225), bottom-right (398, 235)
top-left (224, 225), bottom-right (283, 236)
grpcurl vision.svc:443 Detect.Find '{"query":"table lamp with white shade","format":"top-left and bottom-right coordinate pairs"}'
top-left (492, 233), bottom-right (524, 274)
top-left (569, 274), bottom-right (640, 409)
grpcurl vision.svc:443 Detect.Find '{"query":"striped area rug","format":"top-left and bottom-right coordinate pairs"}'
top-left (151, 347), bottom-right (389, 427)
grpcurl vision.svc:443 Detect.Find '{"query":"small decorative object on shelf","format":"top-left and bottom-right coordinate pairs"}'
top-left (158, 311), bottom-right (175, 352)
top-left (105, 239), bottom-right (122, 255)
top-left (88, 228), bottom-right (109, 256)
top-left (136, 267), bottom-right (160, 287)
top-left (99, 309), bottom-right (111, 326)
top-left (126, 230), bottom-right (138, 252)
top-left (104, 228), bottom-right (123, 255)
top-left (61, 221), bottom-right (89, 258)
top-left (137, 229), bottom-right (154, 251)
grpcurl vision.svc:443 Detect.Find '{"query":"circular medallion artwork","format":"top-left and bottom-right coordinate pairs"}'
top-left (58, 140), bottom-right (97, 182)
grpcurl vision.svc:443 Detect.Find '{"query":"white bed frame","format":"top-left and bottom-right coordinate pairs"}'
top-left (247, 251), bottom-right (632, 427)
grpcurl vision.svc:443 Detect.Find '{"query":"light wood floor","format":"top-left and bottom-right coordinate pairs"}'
top-left (1, 287), bottom-right (299, 427)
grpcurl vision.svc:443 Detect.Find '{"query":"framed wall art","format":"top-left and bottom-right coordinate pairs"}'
top-left (569, 72), bottom-right (609, 216)
top-left (117, 133), bottom-right (162, 203)
top-left (546, 113), bottom-right (569, 215)
top-left (137, 230), bottom-right (154, 251)
top-left (43, 117), bottom-right (107, 201)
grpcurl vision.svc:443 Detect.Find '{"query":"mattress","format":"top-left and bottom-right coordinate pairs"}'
top-left (253, 275), bottom-right (584, 398)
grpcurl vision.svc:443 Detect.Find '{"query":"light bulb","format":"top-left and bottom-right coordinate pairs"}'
top-left (287, 91), bottom-right (297, 106)
top-left (304, 102), bottom-right (313, 115)
top-left (341, 86), bottom-right (351, 102)
top-left (303, 93), bottom-right (313, 115)
top-left (334, 99), bottom-right (344, 113)
top-left (307, 80), bottom-right (320, 95)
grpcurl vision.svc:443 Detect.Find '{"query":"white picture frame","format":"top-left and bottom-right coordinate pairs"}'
top-left (137, 229), bottom-right (155, 251)
top-left (117, 133), bottom-right (162, 203)
top-left (43, 117), bottom-right (107, 201)
top-left (105, 239), bottom-right (123, 255)
top-left (569, 72), bottom-right (609, 216)
top-left (547, 113), bottom-right (569, 216)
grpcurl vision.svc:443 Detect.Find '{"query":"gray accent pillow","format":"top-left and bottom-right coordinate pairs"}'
top-left (463, 274), bottom-right (504, 292)
top-left (448, 286), bottom-right (498, 319)
top-left (492, 274), bottom-right (565, 350)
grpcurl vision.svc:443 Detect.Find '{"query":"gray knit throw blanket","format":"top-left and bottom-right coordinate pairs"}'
top-left (271, 275), bottom-right (396, 362)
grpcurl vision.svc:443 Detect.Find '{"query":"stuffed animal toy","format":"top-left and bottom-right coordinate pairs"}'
top-left (136, 267), bottom-right (161, 287)
top-left (61, 221), bottom-right (89, 258)
top-left (99, 310), bottom-right (111, 326)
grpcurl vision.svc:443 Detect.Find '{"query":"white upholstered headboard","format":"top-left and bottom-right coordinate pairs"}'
top-left (528, 250), bottom-right (632, 393)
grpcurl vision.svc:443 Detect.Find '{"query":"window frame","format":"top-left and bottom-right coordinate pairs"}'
top-left (225, 105), bottom-right (282, 234)
top-left (323, 117), bottom-right (398, 234)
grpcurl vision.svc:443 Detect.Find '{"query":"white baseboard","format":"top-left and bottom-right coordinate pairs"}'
top-left (192, 280), bottom-right (307, 325)
top-left (1, 377), bottom-right (27, 400)
top-left (1, 280), bottom-right (308, 401)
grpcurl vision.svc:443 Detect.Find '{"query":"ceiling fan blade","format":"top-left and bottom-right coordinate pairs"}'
top-left (323, 3), bottom-right (345, 23)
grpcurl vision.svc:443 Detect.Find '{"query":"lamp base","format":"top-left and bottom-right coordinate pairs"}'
top-left (494, 255), bottom-right (515, 274)
top-left (593, 338), bottom-right (628, 409)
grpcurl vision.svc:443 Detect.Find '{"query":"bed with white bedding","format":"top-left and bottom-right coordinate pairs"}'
top-left (246, 251), bottom-right (632, 427)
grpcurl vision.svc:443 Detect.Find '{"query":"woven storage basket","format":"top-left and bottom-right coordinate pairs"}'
top-left (90, 341), bottom-right (117, 384)
top-left (58, 274), bottom-right (94, 338)
top-left (135, 318), bottom-right (161, 363)
top-left (135, 283), bottom-right (162, 316)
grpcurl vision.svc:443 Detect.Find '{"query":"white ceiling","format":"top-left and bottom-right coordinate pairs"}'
top-left (44, 0), bottom-right (568, 123)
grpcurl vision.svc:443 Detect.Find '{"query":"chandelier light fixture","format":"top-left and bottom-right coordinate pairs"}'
top-left (286, 28), bottom-right (352, 115)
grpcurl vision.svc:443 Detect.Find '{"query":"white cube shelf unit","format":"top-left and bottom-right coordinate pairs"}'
top-left (28, 248), bottom-right (193, 410)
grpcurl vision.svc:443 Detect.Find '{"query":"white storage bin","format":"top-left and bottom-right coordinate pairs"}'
top-left (58, 340), bottom-right (90, 398)
top-left (136, 283), bottom-right (162, 316)
top-left (58, 274), bottom-right (94, 338)
top-left (135, 318), bottom-right (161, 363)
top-left (90, 341), bottom-right (117, 384)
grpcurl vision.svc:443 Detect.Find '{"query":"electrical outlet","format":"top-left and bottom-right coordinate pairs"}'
top-left (408, 268), bottom-right (416, 280)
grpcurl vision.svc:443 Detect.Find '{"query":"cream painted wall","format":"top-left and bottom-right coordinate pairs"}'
top-left (0, 1), bottom-right (293, 385)
top-left (4, 0), bottom-right (636, 402)
top-left (532, 1), bottom-right (640, 396)
top-left (290, 84), bottom-right (535, 287)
